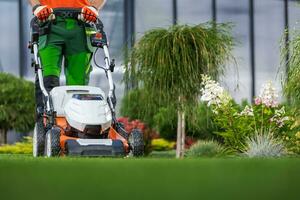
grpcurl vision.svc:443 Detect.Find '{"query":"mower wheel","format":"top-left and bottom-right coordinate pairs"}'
top-left (129, 129), bottom-right (144, 157)
top-left (45, 127), bottom-right (61, 157)
top-left (33, 117), bottom-right (45, 157)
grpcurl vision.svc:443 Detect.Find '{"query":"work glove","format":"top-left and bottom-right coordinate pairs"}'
top-left (79, 6), bottom-right (99, 23)
top-left (33, 5), bottom-right (55, 23)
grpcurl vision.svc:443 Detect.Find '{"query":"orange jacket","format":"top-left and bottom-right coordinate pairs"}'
top-left (40, 0), bottom-right (90, 8)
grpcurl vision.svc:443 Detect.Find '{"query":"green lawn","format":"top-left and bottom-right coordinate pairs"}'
top-left (0, 155), bottom-right (299, 200)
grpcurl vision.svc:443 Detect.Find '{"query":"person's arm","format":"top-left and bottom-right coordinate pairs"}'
top-left (27, 0), bottom-right (54, 22)
top-left (80, 0), bottom-right (107, 23)
top-left (28, 0), bottom-right (40, 7)
top-left (88, 0), bottom-right (107, 10)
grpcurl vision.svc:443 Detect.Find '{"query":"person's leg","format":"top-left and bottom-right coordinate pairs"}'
top-left (39, 44), bottom-right (63, 78)
top-left (64, 19), bottom-right (93, 85)
top-left (65, 53), bottom-right (92, 85)
top-left (35, 44), bottom-right (63, 113)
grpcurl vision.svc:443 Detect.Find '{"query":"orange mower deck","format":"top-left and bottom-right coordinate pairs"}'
top-left (48, 117), bottom-right (129, 157)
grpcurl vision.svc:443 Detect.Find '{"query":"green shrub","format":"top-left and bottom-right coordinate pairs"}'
top-left (121, 88), bottom-right (220, 141)
top-left (0, 73), bottom-right (35, 144)
top-left (187, 103), bottom-right (219, 140)
top-left (0, 137), bottom-right (32, 154)
top-left (153, 103), bottom-right (219, 140)
top-left (282, 116), bottom-right (300, 155)
top-left (121, 89), bottom-right (219, 140)
top-left (153, 106), bottom-right (177, 140)
top-left (186, 140), bottom-right (226, 158)
top-left (151, 139), bottom-right (175, 151)
top-left (292, 131), bottom-right (300, 154)
top-left (120, 88), bottom-right (158, 127)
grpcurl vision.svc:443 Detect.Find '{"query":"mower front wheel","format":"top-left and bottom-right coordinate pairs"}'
top-left (33, 117), bottom-right (45, 157)
top-left (129, 129), bottom-right (144, 157)
top-left (45, 127), bottom-right (61, 157)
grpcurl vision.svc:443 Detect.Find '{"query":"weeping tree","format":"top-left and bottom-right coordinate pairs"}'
top-left (0, 73), bottom-right (35, 145)
top-left (125, 23), bottom-right (234, 158)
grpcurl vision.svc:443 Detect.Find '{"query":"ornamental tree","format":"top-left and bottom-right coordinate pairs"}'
top-left (125, 23), bottom-right (234, 158)
top-left (0, 73), bottom-right (35, 145)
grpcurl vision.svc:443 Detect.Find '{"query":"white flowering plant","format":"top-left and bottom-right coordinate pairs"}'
top-left (200, 75), bottom-right (294, 152)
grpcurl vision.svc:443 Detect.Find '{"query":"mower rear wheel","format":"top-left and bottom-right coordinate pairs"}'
top-left (129, 129), bottom-right (144, 157)
top-left (33, 117), bottom-right (45, 157)
top-left (45, 127), bottom-right (61, 157)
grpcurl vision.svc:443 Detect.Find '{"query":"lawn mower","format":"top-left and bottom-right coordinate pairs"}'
top-left (29, 12), bottom-right (144, 157)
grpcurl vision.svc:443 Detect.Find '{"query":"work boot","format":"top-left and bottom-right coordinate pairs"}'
top-left (35, 75), bottom-right (59, 119)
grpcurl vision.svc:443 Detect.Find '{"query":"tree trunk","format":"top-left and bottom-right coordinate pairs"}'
top-left (180, 111), bottom-right (186, 157)
top-left (0, 129), bottom-right (7, 146)
top-left (176, 110), bottom-right (186, 158)
top-left (176, 110), bottom-right (182, 158)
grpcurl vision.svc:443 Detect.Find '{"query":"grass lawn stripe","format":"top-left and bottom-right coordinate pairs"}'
top-left (0, 155), bottom-right (299, 200)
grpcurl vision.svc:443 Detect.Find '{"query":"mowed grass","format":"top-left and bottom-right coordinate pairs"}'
top-left (0, 155), bottom-right (299, 200)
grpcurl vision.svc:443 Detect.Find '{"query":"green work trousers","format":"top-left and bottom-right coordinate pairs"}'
top-left (39, 17), bottom-right (93, 85)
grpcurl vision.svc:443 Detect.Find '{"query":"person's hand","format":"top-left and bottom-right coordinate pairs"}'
top-left (79, 6), bottom-right (99, 23)
top-left (33, 5), bottom-right (55, 23)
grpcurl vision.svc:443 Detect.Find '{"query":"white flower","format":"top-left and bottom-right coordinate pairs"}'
top-left (258, 81), bottom-right (279, 108)
top-left (200, 75), bottom-right (232, 108)
top-left (270, 107), bottom-right (290, 128)
top-left (274, 107), bottom-right (285, 117)
top-left (240, 105), bottom-right (254, 117)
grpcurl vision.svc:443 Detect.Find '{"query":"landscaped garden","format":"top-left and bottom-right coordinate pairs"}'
top-left (120, 22), bottom-right (300, 159)
top-left (0, 18), bottom-right (300, 200)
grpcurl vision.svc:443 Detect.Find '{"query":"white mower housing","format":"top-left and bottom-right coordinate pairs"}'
top-left (50, 86), bottom-right (112, 132)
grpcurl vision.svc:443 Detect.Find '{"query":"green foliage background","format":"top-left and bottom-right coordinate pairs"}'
top-left (120, 88), bottom-right (158, 127)
top-left (282, 29), bottom-right (300, 105)
top-left (0, 73), bottom-right (35, 134)
top-left (280, 26), bottom-right (300, 155)
top-left (121, 89), bottom-right (219, 140)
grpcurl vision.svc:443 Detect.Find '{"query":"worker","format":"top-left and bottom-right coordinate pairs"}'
top-left (27, 0), bottom-right (106, 114)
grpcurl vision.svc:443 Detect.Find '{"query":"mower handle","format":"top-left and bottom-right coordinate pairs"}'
top-left (31, 7), bottom-right (104, 30)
